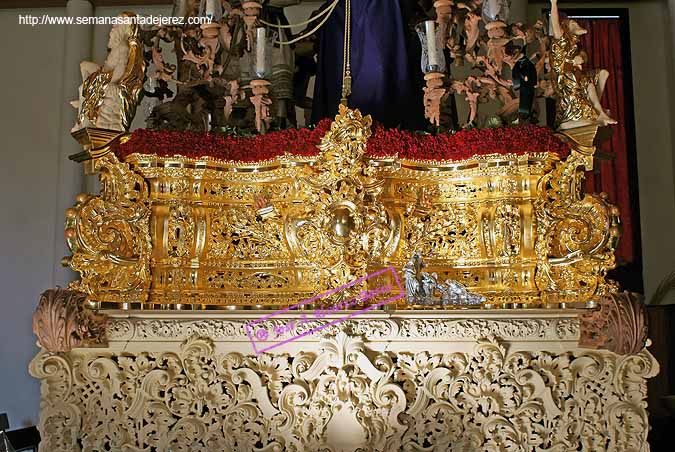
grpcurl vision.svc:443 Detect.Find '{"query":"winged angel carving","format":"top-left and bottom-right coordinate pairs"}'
top-left (71, 12), bottom-right (145, 132)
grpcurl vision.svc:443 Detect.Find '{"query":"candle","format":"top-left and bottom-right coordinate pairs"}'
top-left (255, 27), bottom-right (267, 77)
top-left (174, 0), bottom-right (187, 18)
top-left (425, 20), bottom-right (439, 69)
top-left (205, 0), bottom-right (217, 17)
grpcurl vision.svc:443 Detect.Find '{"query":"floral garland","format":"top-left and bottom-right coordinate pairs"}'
top-left (114, 122), bottom-right (569, 163)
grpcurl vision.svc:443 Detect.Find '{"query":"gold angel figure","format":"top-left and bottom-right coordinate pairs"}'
top-left (71, 12), bottom-right (146, 132)
top-left (549, 0), bottom-right (617, 130)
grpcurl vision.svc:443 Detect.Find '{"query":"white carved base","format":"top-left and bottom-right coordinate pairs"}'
top-left (29, 310), bottom-right (659, 451)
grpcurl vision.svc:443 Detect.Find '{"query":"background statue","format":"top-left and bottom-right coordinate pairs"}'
top-left (549, 0), bottom-right (617, 130)
top-left (71, 12), bottom-right (146, 132)
top-left (512, 53), bottom-right (537, 121)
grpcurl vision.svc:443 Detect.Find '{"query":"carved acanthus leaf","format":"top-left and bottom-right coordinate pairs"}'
top-left (580, 291), bottom-right (648, 355)
top-left (32, 288), bottom-right (107, 353)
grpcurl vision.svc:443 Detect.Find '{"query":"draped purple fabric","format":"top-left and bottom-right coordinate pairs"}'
top-left (311, 0), bottom-right (424, 128)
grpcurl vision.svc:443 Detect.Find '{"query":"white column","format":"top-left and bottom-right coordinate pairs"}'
top-left (510, 0), bottom-right (528, 24)
top-left (53, 0), bottom-right (93, 285)
top-left (669, 0), bottom-right (675, 222)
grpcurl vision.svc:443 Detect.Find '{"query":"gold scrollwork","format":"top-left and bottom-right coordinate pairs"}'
top-left (65, 110), bottom-right (620, 308)
top-left (535, 125), bottom-right (621, 303)
top-left (64, 153), bottom-right (151, 303)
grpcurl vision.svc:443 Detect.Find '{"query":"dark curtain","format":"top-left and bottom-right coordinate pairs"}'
top-left (575, 18), bottom-right (638, 265)
top-left (311, 0), bottom-right (426, 129)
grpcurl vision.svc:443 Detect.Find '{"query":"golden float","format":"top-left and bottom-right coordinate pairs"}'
top-left (65, 106), bottom-right (619, 309)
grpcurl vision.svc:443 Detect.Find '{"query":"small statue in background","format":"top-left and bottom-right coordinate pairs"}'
top-left (549, 0), bottom-right (617, 130)
top-left (71, 12), bottom-right (145, 132)
top-left (512, 53), bottom-right (538, 121)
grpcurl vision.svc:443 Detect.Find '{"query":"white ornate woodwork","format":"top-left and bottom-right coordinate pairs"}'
top-left (30, 310), bottom-right (658, 451)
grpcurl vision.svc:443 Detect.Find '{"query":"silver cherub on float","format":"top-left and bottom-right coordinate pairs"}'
top-left (402, 252), bottom-right (485, 306)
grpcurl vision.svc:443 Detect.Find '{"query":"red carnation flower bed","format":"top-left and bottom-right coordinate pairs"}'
top-left (114, 122), bottom-right (569, 163)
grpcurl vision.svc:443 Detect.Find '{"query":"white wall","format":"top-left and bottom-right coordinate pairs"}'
top-left (0, 2), bottom-right (170, 429)
top-left (0, 7), bottom-right (66, 427)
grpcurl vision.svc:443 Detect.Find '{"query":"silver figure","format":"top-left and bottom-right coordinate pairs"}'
top-left (402, 252), bottom-right (485, 306)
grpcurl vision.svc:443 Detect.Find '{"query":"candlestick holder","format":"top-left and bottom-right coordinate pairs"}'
top-left (486, 21), bottom-right (509, 69)
top-left (199, 0), bottom-right (223, 22)
top-left (423, 72), bottom-right (446, 127)
top-left (243, 1), bottom-right (263, 51)
top-left (417, 20), bottom-right (447, 127)
top-left (250, 79), bottom-right (272, 133)
top-left (416, 20), bottom-right (447, 74)
top-left (198, 22), bottom-right (221, 79)
top-left (433, 0), bottom-right (453, 42)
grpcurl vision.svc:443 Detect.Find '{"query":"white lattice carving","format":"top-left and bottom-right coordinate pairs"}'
top-left (106, 316), bottom-right (580, 342)
top-left (31, 328), bottom-right (657, 451)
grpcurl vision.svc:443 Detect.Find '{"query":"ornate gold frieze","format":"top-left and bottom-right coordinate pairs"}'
top-left (64, 108), bottom-right (620, 307)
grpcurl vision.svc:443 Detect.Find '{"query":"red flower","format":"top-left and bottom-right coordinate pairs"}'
top-left (114, 123), bottom-right (569, 163)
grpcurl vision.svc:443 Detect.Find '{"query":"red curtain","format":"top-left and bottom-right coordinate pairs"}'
top-left (574, 18), bottom-right (636, 264)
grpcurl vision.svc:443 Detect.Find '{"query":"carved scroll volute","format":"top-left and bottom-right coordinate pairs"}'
top-left (32, 288), bottom-right (107, 353)
top-left (579, 292), bottom-right (648, 355)
top-left (534, 125), bottom-right (621, 303)
top-left (63, 153), bottom-right (152, 303)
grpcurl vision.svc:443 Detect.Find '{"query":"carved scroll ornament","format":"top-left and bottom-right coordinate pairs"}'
top-left (30, 331), bottom-right (658, 451)
top-left (580, 291), bottom-right (648, 355)
top-left (63, 153), bottom-right (151, 303)
top-left (32, 288), bottom-right (107, 353)
top-left (285, 105), bottom-right (396, 291)
top-left (535, 126), bottom-right (621, 304)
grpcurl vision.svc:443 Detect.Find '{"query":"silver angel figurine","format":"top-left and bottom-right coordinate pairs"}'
top-left (402, 252), bottom-right (485, 306)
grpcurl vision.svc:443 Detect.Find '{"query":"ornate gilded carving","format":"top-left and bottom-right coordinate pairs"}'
top-left (63, 153), bottom-right (151, 303)
top-left (580, 291), bottom-right (648, 355)
top-left (209, 207), bottom-right (287, 260)
top-left (30, 329), bottom-right (658, 451)
top-left (66, 107), bottom-right (619, 307)
top-left (285, 105), bottom-right (394, 291)
top-left (535, 126), bottom-right (621, 304)
top-left (32, 288), bottom-right (107, 353)
top-left (167, 204), bottom-right (195, 258)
